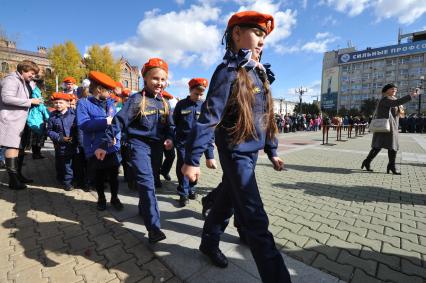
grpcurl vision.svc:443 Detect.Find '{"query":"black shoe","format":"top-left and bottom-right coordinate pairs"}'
top-left (81, 185), bottom-right (91, 192)
top-left (161, 173), bottom-right (171, 181)
top-left (64, 185), bottom-right (73, 191)
top-left (199, 245), bottom-right (228, 268)
top-left (179, 195), bottom-right (189, 207)
top-left (155, 181), bottom-right (162, 188)
top-left (361, 160), bottom-right (373, 172)
top-left (97, 200), bottom-right (107, 211)
top-left (6, 158), bottom-right (27, 190)
top-left (148, 229), bottom-right (166, 243)
top-left (387, 164), bottom-right (401, 175)
top-left (201, 197), bottom-right (213, 219)
top-left (32, 154), bottom-right (45, 160)
top-left (188, 192), bottom-right (197, 200)
top-left (17, 174), bottom-right (33, 184)
top-left (111, 198), bottom-right (124, 211)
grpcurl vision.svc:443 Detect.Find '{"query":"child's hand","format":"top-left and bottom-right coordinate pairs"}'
top-left (63, 136), bottom-right (72, 143)
top-left (270, 156), bottom-right (284, 171)
top-left (182, 164), bottom-right (200, 182)
top-left (164, 139), bottom-right (173, 150)
top-left (94, 148), bottom-right (107, 161)
top-left (206, 159), bottom-right (217, 169)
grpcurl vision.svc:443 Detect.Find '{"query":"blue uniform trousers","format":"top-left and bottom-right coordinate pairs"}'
top-left (201, 150), bottom-right (291, 283)
top-left (73, 148), bottom-right (88, 187)
top-left (55, 155), bottom-right (73, 188)
top-left (161, 147), bottom-right (175, 176)
top-left (176, 145), bottom-right (196, 197)
top-left (131, 140), bottom-right (163, 231)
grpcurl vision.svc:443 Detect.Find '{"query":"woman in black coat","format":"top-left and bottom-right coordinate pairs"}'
top-left (361, 83), bottom-right (419, 174)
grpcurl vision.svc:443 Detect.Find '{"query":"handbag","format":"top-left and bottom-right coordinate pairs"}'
top-left (369, 101), bottom-right (391, 133)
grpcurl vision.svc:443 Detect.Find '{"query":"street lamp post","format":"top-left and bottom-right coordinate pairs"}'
top-left (295, 86), bottom-right (308, 114)
top-left (419, 76), bottom-right (424, 115)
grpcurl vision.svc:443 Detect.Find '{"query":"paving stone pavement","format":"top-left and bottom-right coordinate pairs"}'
top-left (1, 130), bottom-right (425, 282)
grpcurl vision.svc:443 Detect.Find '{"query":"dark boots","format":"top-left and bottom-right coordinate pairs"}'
top-left (387, 150), bottom-right (401, 175)
top-left (17, 155), bottom-right (33, 183)
top-left (361, 148), bottom-right (381, 172)
top-left (5, 158), bottom-right (27, 190)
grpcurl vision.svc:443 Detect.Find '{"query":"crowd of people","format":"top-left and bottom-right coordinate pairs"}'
top-left (0, 10), bottom-right (293, 282)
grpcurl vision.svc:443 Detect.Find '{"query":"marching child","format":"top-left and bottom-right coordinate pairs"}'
top-left (47, 92), bottom-right (77, 191)
top-left (182, 11), bottom-right (292, 282)
top-left (95, 58), bottom-right (174, 243)
top-left (173, 78), bottom-right (216, 207)
top-left (77, 71), bottom-right (123, 211)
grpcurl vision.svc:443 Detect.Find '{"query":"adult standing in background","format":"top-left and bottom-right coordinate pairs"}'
top-left (0, 60), bottom-right (41, 189)
top-left (361, 83), bottom-right (419, 174)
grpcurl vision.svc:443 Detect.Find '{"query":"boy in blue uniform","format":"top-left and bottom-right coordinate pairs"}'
top-left (77, 71), bottom-right (123, 211)
top-left (47, 92), bottom-right (77, 191)
top-left (182, 11), bottom-right (292, 283)
top-left (95, 58), bottom-right (174, 243)
top-left (173, 78), bottom-right (216, 207)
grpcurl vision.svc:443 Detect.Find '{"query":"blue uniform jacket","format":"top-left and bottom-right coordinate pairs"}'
top-left (173, 97), bottom-right (214, 159)
top-left (76, 96), bottom-right (120, 158)
top-left (100, 90), bottom-right (174, 149)
top-left (184, 49), bottom-right (278, 166)
top-left (47, 109), bottom-right (78, 156)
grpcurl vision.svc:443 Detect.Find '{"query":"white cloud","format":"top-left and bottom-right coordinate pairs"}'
top-left (302, 0), bottom-right (308, 9)
top-left (232, 0), bottom-right (298, 53)
top-left (320, 0), bottom-right (371, 16)
top-left (284, 80), bottom-right (321, 102)
top-left (175, 0), bottom-right (185, 5)
top-left (322, 15), bottom-right (338, 26)
top-left (277, 32), bottom-right (338, 54)
top-left (321, 0), bottom-right (426, 24)
top-left (105, 5), bottom-right (222, 69)
top-left (374, 0), bottom-right (426, 25)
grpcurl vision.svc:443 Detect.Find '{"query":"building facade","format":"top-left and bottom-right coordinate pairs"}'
top-left (273, 98), bottom-right (297, 115)
top-left (119, 57), bottom-right (140, 92)
top-left (321, 30), bottom-right (426, 114)
top-left (1, 39), bottom-right (140, 92)
top-left (0, 39), bottom-right (51, 79)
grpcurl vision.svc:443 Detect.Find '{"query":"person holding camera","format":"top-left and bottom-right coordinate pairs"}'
top-left (361, 83), bottom-right (419, 174)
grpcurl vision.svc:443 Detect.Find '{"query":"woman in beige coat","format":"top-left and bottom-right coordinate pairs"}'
top-left (361, 83), bottom-right (419, 175)
top-left (0, 60), bottom-right (41, 189)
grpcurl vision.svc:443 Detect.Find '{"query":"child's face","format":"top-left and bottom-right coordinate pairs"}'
top-left (70, 99), bottom-right (76, 109)
top-left (64, 82), bottom-right (74, 91)
top-left (233, 27), bottom-right (266, 61)
top-left (189, 88), bottom-right (205, 102)
top-left (53, 100), bottom-right (68, 112)
top-left (144, 68), bottom-right (168, 95)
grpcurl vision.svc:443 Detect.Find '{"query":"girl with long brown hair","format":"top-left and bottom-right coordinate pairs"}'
top-left (95, 58), bottom-right (173, 243)
top-left (182, 11), bottom-right (291, 283)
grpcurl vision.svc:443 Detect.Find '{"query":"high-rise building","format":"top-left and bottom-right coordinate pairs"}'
top-left (321, 30), bottom-right (426, 114)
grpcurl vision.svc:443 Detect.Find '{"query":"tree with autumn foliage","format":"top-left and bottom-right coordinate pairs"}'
top-left (46, 41), bottom-right (86, 93)
top-left (84, 45), bottom-right (120, 81)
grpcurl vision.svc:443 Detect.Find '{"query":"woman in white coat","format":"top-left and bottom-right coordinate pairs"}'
top-left (0, 60), bottom-right (41, 189)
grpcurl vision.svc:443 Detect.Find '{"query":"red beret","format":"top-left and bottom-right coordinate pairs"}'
top-left (121, 88), bottom-right (131, 97)
top-left (227, 11), bottom-right (274, 35)
top-left (51, 92), bottom-right (72, 101)
top-left (189, 78), bottom-right (208, 89)
top-left (63, 77), bottom-right (76, 84)
top-left (116, 81), bottom-right (124, 88)
top-left (89, 71), bottom-right (117, 90)
top-left (141, 58), bottom-right (168, 77)
top-left (110, 94), bottom-right (121, 102)
top-left (162, 90), bottom-right (174, 100)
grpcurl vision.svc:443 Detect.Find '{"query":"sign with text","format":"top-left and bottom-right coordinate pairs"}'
top-left (338, 40), bottom-right (426, 64)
